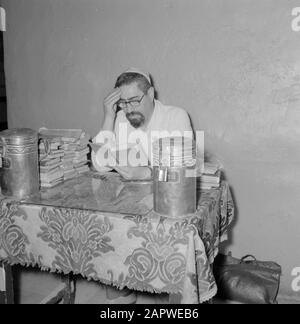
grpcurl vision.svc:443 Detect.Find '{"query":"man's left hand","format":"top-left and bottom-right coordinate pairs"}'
top-left (113, 166), bottom-right (152, 181)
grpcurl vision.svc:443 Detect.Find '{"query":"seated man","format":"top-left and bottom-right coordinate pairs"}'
top-left (91, 68), bottom-right (193, 303)
top-left (92, 67), bottom-right (193, 180)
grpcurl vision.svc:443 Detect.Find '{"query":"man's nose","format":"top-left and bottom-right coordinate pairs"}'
top-left (126, 105), bottom-right (134, 113)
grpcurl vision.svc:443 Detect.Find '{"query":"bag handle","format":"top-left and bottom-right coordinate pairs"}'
top-left (240, 255), bottom-right (257, 264)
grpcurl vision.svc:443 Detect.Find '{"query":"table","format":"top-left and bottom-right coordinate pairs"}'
top-left (0, 171), bottom-right (234, 303)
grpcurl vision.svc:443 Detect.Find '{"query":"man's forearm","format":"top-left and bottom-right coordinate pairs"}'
top-left (101, 115), bottom-right (115, 132)
top-left (132, 166), bottom-right (152, 180)
top-left (114, 165), bottom-right (152, 180)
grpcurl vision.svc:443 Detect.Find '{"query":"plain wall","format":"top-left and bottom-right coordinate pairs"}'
top-left (3, 0), bottom-right (300, 299)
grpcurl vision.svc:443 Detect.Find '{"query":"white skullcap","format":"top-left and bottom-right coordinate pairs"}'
top-left (124, 67), bottom-right (152, 85)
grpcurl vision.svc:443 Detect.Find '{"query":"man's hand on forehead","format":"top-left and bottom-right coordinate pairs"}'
top-left (103, 88), bottom-right (121, 116)
top-left (105, 88), bottom-right (121, 103)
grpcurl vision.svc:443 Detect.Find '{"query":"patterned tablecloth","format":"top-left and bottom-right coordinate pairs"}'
top-left (0, 171), bottom-right (234, 303)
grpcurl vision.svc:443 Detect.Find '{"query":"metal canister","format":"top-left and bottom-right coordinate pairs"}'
top-left (152, 136), bottom-right (197, 218)
top-left (0, 128), bottom-right (39, 199)
top-left (153, 166), bottom-right (197, 218)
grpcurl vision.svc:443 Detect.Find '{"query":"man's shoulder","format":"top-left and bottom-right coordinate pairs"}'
top-left (155, 100), bottom-right (189, 118)
top-left (153, 100), bottom-right (192, 133)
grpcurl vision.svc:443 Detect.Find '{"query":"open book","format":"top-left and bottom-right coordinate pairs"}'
top-left (90, 143), bottom-right (148, 168)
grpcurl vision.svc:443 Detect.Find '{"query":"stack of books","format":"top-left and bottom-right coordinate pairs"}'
top-left (60, 134), bottom-right (90, 180)
top-left (38, 128), bottom-right (91, 188)
top-left (197, 162), bottom-right (221, 190)
top-left (39, 138), bottom-right (64, 188)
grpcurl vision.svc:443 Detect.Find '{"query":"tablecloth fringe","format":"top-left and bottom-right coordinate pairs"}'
top-left (199, 286), bottom-right (217, 303)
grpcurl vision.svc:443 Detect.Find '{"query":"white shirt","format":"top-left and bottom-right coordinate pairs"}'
top-left (92, 99), bottom-right (193, 172)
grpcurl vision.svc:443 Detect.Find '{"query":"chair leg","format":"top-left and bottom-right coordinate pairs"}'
top-left (40, 282), bottom-right (68, 304)
top-left (40, 273), bottom-right (76, 304)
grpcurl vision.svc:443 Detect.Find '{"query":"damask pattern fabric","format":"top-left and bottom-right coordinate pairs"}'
top-left (0, 173), bottom-right (234, 303)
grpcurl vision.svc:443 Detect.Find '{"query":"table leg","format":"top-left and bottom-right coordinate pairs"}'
top-left (0, 262), bottom-right (14, 304)
top-left (63, 274), bottom-right (76, 304)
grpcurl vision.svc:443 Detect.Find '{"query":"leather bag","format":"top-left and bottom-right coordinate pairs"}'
top-left (213, 253), bottom-right (281, 304)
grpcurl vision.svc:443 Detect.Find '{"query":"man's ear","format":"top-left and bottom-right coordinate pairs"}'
top-left (147, 86), bottom-right (155, 100)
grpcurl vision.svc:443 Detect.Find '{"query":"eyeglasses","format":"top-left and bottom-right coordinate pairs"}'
top-left (117, 94), bottom-right (145, 110)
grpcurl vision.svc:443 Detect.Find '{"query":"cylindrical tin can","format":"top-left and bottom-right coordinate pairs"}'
top-left (152, 136), bottom-right (197, 218)
top-left (153, 166), bottom-right (197, 218)
top-left (0, 128), bottom-right (39, 199)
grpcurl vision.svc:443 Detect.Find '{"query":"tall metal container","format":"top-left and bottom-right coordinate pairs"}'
top-left (0, 128), bottom-right (39, 199)
top-left (153, 166), bottom-right (197, 218)
top-left (152, 137), bottom-right (197, 218)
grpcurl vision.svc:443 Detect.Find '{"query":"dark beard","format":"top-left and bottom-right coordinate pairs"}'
top-left (126, 112), bottom-right (145, 128)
